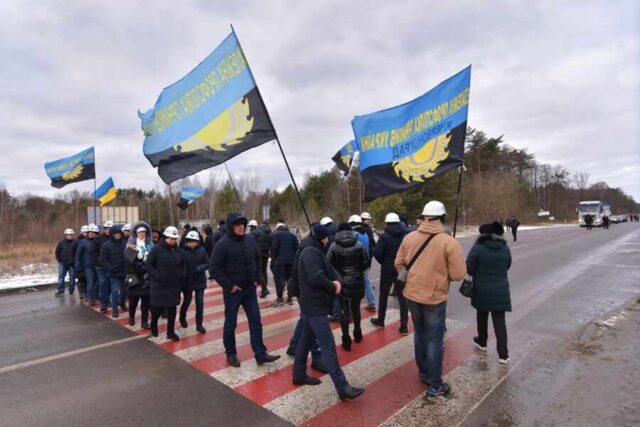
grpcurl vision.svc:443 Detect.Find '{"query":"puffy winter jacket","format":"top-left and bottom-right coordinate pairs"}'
top-left (326, 230), bottom-right (368, 299)
top-left (467, 235), bottom-right (512, 312)
top-left (71, 235), bottom-right (85, 261)
top-left (373, 223), bottom-right (407, 275)
top-left (75, 237), bottom-right (99, 272)
top-left (145, 238), bottom-right (187, 307)
top-left (297, 236), bottom-right (339, 316)
top-left (271, 227), bottom-right (299, 266)
top-left (99, 227), bottom-right (127, 280)
top-left (252, 224), bottom-right (273, 253)
top-left (209, 212), bottom-right (261, 292)
top-left (181, 245), bottom-right (209, 291)
top-left (55, 239), bottom-right (75, 266)
top-left (124, 221), bottom-right (153, 295)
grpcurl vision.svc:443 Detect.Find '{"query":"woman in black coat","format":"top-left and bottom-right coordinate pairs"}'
top-left (466, 222), bottom-right (512, 363)
top-left (124, 221), bottom-right (154, 329)
top-left (145, 227), bottom-right (187, 341)
top-left (179, 231), bottom-right (209, 334)
top-left (326, 223), bottom-right (369, 351)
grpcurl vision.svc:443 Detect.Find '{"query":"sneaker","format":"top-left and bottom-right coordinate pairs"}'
top-left (473, 336), bottom-right (487, 351)
top-left (426, 382), bottom-right (451, 397)
top-left (370, 318), bottom-right (385, 329)
top-left (498, 357), bottom-right (510, 364)
top-left (399, 325), bottom-right (409, 336)
top-left (112, 311), bottom-right (119, 318)
top-left (54, 291), bottom-right (64, 297)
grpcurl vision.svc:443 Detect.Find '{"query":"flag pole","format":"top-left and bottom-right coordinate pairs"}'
top-left (452, 165), bottom-right (465, 238)
top-left (224, 162), bottom-right (244, 211)
top-left (93, 178), bottom-right (97, 225)
top-left (231, 24), bottom-right (313, 231)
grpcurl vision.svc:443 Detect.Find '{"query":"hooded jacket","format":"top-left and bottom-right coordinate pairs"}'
top-left (181, 242), bottom-right (209, 291)
top-left (326, 230), bottom-right (368, 298)
top-left (99, 226), bottom-right (127, 279)
top-left (55, 238), bottom-right (75, 266)
top-left (395, 220), bottom-right (466, 305)
top-left (467, 234), bottom-right (512, 311)
top-left (145, 237), bottom-right (187, 307)
top-left (252, 224), bottom-right (273, 253)
top-left (203, 225), bottom-right (214, 257)
top-left (271, 226), bottom-right (299, 266)
top-left (373, 223), bottom-right (407, 276)
top-left (209, 212), bottom-right (261, 292)
top-left (296, 235), bottom-right (339, 316)
top-left (124, 221), bottom-right (154, 294)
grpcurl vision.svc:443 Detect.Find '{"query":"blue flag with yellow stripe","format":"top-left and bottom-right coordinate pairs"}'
top-left (139, 32), bottom-right (276, 184)
top-left (177, 187), bottom-right (205, 210)
top-left (94, 177), bottom-right (116, 207)
top-left (44, 147), bottom-right (95, 189)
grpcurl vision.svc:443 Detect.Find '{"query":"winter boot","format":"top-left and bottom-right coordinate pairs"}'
top-left (167, 331), bottom-right (180, 342)
top-left (353, 328), bottom-right (363, 343)
top-left (196, 324), bottom-right (206, 334)
top-left (179, 317), bottom-right (188, 328)
top-left (342, 335), bottom-right (352, 352)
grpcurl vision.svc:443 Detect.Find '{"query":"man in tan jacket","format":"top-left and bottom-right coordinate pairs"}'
top-left (395, 200), bottom-right (466, 397)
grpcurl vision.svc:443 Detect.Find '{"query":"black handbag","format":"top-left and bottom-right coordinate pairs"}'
top-left (125, 273), bottom-right (143, 289)
top-left (458, 274), bottom-right (474, 298)
top-left (395, 233), bottom-right (438, 287)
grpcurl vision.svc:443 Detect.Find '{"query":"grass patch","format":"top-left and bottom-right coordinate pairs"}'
top-left (0, 243), bottom-right (55, 276)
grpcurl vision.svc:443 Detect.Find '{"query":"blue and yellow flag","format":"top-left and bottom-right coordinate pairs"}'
top-left (177, 186), bottom-right (205, 210)
top-left (331, 140), bottom-right (359, 176)
top-left (351, 66), bottom-right (471, 201)
top-left (94, 177), bottom-right (116, 207)
top-left (44, 147), bottom-right (96, 189)
top-left (139, 31), bottom-right (276, 184)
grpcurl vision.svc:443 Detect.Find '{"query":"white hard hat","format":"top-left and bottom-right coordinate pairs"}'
top-left (276, 222), bottom-right (286, 230)
top-left (122, 223), bottom-right (131, 231)
top-left (103, 220), bottom-right (114, 228)
top-left (348, 214), bottom-right (362, 224)
top-left (163, 226), bottom-right (180, 239)
top-left (385, 213), bottom-right (400, 223)
top-left (185, 230), bottom-right (200, 241)
top-left (361, 212), bottom-right (372, 220)
top-left (80, 225), bottom-right (89, 233)
top-left (248, 220), bottom-right (258, 227)
top-left (320, 217), bottom-right (334, 226)
top-left (422, 201), bottom-right (446, 217)
top-left (88, 224), bottom-right (100, 233)
top-left (64, 228), bottom-right (75, 235)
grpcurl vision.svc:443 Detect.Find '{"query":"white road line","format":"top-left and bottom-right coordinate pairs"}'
top-left (0, 334), bottom-right (147, 374)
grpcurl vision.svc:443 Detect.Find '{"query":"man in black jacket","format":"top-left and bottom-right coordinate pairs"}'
top-left (252, 222), bottom-right (273, 298)
top-left (271, 222), bottom-right (299, 306)
top-left (292, 224), bottom-right (364, 400)
top-left (72, 225), bottom-right (88, 299)
top-left (99, 225), bottom-right (127, 318)
top-left (210, 212), bottom-right (280, 368)
top-left (54, 228), bottom-right (76, 296)
top-left (371, 213), bottom-right (409, 334)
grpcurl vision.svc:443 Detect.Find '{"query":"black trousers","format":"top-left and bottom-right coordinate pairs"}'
top-left (378, 273), bottom-right (408, 328)
top-left (511, 228), bottom-right (518, 241)
top-left (340, 296), bottom-right (362, 338)
top-left (180, 288), bottom-right (205, 327)
top-left (259, 251), bottom-right (270, 292)
top-left (129, 293), bottom-right (149, 322)
top-left (151, 306), bottom-right (176, 336)
top-left (476, 309), bottom-right (508, 359)
top-left (275, 264), bottom-right (293, 299)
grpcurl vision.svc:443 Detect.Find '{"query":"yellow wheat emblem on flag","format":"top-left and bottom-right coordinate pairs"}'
top-left (62, 164), bottom-right (83, 181)
top-left (392, 133), bottom-right (451, 183)
top-left (172, 96), bottom-right (253, 154)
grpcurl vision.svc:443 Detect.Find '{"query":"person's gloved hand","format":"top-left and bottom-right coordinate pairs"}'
top-left (194, 264), bottom-right (208, 272)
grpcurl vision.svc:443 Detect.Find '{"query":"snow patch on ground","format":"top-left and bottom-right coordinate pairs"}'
top-left (0, 263), bottom-right (57, 291)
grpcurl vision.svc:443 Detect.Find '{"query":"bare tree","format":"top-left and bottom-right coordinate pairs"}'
top-left (572, 171), bottom-right (590, 200)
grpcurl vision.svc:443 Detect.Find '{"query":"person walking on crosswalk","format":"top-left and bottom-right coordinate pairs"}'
top-left (210, 212), bottom-right (280, 368)
top-left (292, 224), bottom-right (364, 400)
top-left (395, 201), bottom-right (466, 397)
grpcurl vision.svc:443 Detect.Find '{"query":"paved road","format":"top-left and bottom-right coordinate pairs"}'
top-left (0, 223), bottom-right (638, 426)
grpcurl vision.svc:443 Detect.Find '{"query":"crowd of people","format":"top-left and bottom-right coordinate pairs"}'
top-left (54, 200), bottom-right (515, 400)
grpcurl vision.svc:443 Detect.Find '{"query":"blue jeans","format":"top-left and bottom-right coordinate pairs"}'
top-left (290, 317), bottom-right (321, 362)
top-left (57, 263), bottom-right (75, 293)
top-left (330, 297), bottom-right (341, 319)
top-left (108, 278), bottom-right (122, 313)
top-left (85, 268), bottom-right (98, 301)
top-left (293, 314), bottom-right (347, 393)
top-left (364, 269), bottom-right (376, 307)
top-left (222, 285), bottom-right (266, 358)
top-left (97, 267), bottom-right (109, 309)
top-left (408, 300), bottom-right (447, 388)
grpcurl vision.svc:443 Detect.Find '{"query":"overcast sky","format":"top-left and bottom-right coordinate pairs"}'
top-left (1, 0), bottom-right (638, 201)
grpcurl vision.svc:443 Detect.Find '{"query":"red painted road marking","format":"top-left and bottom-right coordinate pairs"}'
top-left (191, 309), bottom-right (377, 373)
top-left (300, 324), bottom-right (476, 426)
top-left (234, 317), bottom-right (412, 406)
top-left (159, 306), bottom-right (301, 352)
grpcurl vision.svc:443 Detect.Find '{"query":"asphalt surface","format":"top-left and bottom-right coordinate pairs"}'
top-left (1, 222), bottom-right (638, 426)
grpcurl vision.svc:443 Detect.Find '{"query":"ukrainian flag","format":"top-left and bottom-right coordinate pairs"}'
top-left (94, 177), bottom-right (117, 207)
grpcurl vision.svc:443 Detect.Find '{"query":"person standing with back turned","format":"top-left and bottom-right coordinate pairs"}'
top-left (395, 201), bottom-right (466, 397)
